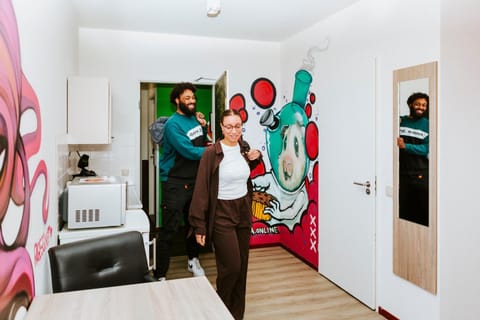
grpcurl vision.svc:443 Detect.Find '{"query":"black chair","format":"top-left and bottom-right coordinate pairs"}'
top-left (48, 231), bottom-right (156, 293)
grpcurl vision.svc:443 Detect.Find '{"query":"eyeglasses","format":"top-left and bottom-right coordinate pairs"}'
top-left (222, 124), bottom-right (242, 131)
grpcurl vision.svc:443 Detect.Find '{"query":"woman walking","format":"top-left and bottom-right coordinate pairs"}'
top-left (189, 109), bottom-right (262, 319)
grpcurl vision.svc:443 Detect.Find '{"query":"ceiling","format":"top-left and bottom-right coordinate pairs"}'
top-left (71, 0), bottom-right (360, 42)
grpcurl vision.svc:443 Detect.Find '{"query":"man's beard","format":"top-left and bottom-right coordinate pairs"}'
top-left (179, 101), bottom-right (196, 116)
top-left (409, 107), bottom-right (426, 119)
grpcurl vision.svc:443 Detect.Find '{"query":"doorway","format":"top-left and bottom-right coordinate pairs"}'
top-left (139, 73), bottom-right (227, 255)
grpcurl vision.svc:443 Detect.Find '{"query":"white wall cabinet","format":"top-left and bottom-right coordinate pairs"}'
top-left (67, 76), bottom-right (111, 144)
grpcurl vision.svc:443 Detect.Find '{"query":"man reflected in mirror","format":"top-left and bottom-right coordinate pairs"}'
top-left (397, 92), bottom-right (429, 226)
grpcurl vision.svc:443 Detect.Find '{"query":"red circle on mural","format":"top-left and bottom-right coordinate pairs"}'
top-left (229, 94), bottom-right (245, 111)
top-left (251, 78), bottom-right (276, 109)
top-left (309, 93), bottom-right (316, 104)
top-left (305, 122), bottom-right (318, 160)
top-left (305, 103), bottom-right (312, 118)
top-left (239, 108), bottom-right (248, 123)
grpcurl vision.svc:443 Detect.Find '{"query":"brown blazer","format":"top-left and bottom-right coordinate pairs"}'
top-left (188, 139), bottom-right (261, 242)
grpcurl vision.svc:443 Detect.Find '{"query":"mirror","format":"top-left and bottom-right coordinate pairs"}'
top-left (393, 61), bottom-right (437, 294)
top-left (398, 78), bottom-right (430, 226)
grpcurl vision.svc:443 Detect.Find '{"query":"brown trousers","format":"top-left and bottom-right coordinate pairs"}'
top-left (213, 195), bottom-right (251, 320)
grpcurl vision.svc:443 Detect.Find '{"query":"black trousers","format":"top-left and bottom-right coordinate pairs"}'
top-left (399, 172), bottom-right (429, 226)
top-left (155, 180), bottom-right (200, 278)
top-left (213, 195), bottom-right (251, 320)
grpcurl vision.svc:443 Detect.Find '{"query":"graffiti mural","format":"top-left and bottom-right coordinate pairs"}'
top-left (230, 70), bottom-right (319, 267)
top-left (0, 0), bottom-right (50, 319)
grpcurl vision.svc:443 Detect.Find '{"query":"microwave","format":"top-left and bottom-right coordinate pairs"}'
top-left (66, 176), bottom-right (126, 229)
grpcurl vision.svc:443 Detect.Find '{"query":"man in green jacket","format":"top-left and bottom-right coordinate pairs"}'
top-left (397, 92), bottom-right (429, 226)
top-left (154, 82), bottom-right (207, 280)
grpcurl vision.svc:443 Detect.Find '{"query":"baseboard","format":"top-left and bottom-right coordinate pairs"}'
top-left (378, 306), bottom-right (399, 320)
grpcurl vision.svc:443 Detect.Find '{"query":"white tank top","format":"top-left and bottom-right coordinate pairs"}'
top-left (218, 142), bottom-right (250, 200)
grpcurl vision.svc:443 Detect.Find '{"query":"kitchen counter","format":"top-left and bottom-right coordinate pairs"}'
top-left (58, 209), bottom-right (151, 265)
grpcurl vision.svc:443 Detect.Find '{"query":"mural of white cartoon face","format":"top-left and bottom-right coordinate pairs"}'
top-left (278, 121), bottom-right (306, 191)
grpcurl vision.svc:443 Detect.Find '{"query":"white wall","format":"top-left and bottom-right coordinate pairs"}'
top-left (76, 28), bottom-right (281, 192)
top-left (282, 0), bottom-right (440, 319)
top-left (12, 0), bottom-right (77, 294)
top-left (439, 0), bottom-right (480, 319)
top-left (76, 2), bottom-right (452, 319)
top-left (9, 1), bottom-right (480, 318)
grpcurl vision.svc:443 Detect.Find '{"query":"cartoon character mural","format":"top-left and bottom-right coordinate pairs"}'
top-left (229, 68), bottom-right (320, 267)
top-left (251, 70), bottom-right (312, 230)
top-left (0, 0), bottom-right (50, 318)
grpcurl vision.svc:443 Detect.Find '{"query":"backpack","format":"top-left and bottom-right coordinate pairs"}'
top-left (149, 116), bottom-right (169, 145)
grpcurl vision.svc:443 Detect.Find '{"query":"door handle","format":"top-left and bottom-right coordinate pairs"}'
top-left (353, 181), bottom-right (371, 187)
top-left (353, 181), bottom-right (371, 195)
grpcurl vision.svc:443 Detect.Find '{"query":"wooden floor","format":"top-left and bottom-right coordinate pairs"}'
top-left (168, 246), bottom-right (384, 320)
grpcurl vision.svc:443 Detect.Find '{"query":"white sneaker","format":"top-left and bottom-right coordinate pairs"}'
top-left (157, 277), bottom-right (166, 281)
top-left (187, 258), bottom-right (205, 276)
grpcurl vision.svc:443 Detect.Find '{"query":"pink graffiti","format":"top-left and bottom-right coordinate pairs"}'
top-left (1, 0), bottom-right (49, 317)
top-left (34, 226), bottom-right (53, 264)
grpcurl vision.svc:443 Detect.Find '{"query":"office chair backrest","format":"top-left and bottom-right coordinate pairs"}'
top-left (48, 231), bottom-right (151, 293)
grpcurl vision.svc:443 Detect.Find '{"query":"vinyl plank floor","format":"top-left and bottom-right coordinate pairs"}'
top-left (168, 246), bottom-right (384, 320)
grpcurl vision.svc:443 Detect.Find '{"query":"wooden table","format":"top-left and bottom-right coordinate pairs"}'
top-left (25, 276), bottom-right (233, 319)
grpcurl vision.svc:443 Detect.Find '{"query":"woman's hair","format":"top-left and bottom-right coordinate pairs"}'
top-left (220, 109), bottom-right (242, 125)
top-left (170, 82), bottom-right (196, 105)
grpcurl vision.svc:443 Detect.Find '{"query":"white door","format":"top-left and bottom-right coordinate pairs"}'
top-left (317, 53), bottom-right (376, 308)
top-left (213, 70), bottom-right (228, 141)
top-left (148, 97), bottom-right (158, 225)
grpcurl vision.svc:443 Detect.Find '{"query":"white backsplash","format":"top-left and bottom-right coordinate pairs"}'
top-left (56, 135), bottom-right (71, 193)
top-left (67, 132), bottom-right (136, 185)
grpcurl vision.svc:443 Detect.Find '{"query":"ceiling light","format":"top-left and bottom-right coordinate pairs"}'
top-left (206, 0), bottom-right (221, 17)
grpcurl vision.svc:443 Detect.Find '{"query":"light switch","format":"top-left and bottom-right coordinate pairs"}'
top-left (385, 185), bottom-right (393, 197)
